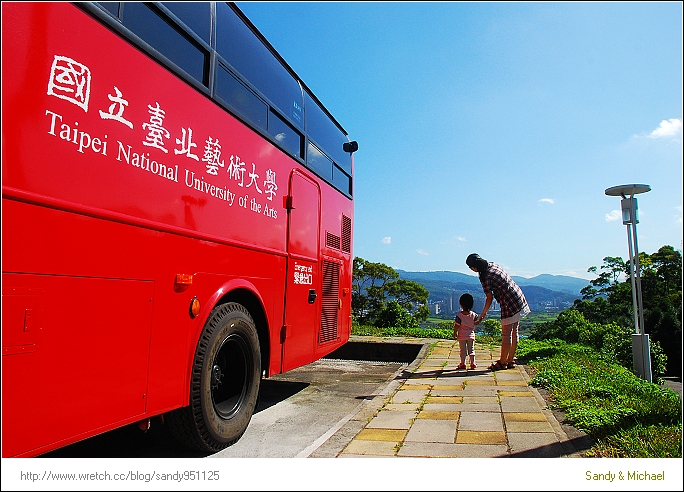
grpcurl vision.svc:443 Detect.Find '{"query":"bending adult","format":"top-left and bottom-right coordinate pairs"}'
top-left (466, 253), bottom-right (530, 371)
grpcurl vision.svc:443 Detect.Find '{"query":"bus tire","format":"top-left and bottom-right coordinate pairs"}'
top-left (168, 302), bottom-right (261, 452)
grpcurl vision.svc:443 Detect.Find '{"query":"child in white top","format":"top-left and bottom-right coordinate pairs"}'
top-left (454, 293), bottom-right (478, 370)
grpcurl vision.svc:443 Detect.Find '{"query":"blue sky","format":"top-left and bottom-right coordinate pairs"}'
top-left (238, 1), bottom-right (683, 281)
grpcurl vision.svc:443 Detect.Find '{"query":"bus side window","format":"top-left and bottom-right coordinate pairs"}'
top-left (161, 2), bottom-right (211, 45)
top-left (121, 3), bottom-right (208, 86)
top-left (215, 3), bottom-right (303, 131)
top-left (215, 64), bottom-right (268, 131)
top-left (333, 165), bottom-right (353, 197)
top-left (307, 142), bottom-right (333, 183)
top-left (268, 110), bottom-right (303, 160)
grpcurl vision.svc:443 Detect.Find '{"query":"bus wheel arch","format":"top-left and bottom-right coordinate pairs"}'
top-left (221, 288), bottom-right (270, 378)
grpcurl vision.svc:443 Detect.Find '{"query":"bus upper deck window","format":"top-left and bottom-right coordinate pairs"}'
top-left (162, 2), bottom-right (211, 45)
top-left (307, 142), bottom-right (333, 183)
top-left (304, 91), bottom-right (351, 176)
top-left (332, 165), bottom-right (353, 197)
top-left (97, 2), bottom-right (119, 18)
top-left (215, 64), bottom-right (268, 130)
top-left (121, 3), bottom-right (208, 86)
top-left (268, 111), bottom-right (303, 159)
top-left (215, 3), bottom-right (303, 130)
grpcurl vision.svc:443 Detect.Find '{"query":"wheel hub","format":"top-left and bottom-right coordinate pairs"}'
top-left (211, 364), bottom-right (223, 389)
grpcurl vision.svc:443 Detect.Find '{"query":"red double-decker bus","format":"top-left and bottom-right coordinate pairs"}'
top-left (2, 2), bottom-right (357, 457)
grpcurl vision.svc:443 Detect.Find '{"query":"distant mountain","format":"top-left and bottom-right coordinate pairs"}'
top-left (397, 270), bottom-right (590, 296)
top-left (396, 269), bottom-right (588, 313)
top-left (511, 274), bottom-right (590, 296)
top-left (397, 270), bottom-right (480, 287)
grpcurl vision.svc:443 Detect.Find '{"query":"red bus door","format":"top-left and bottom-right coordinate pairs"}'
top-left (281, 171), bottom-right (321, 373)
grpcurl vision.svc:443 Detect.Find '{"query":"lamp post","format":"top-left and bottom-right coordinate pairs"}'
top-left (605, 184), bottom-right (652, 382)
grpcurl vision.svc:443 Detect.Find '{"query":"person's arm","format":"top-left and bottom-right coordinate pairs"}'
top-left (475, 292), bottom-right (493, 325)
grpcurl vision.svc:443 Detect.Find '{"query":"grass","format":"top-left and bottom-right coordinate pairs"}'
top-left (517, 338), bottom-right (682, 458)
top-left (351, 324), bottom-right (682, 458)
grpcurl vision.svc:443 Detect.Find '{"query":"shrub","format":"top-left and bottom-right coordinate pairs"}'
top-left (375, 300), bottom-right (418, 329)
top-left (480, 318), bottom-right (502, 337)
top-left (529, 308), bottom-right (668, 381)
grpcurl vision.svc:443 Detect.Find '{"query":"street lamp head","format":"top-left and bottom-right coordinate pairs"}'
top-left (605, 184), bottom-right (651, 197)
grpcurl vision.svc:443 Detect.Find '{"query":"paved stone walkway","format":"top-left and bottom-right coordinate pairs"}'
top-left (334, 337), bottom-right (582, 458)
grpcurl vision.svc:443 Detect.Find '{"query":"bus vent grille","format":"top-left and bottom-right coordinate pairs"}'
top-left (341, 215), bottom-right (351, 253)
top-left (319, 260), bottom-right (339, 344)
top-left (326, 232), bottom-right (341, 250)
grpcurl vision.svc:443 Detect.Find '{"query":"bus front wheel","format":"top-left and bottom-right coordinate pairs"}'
top-left (168, 302), bottom-right (261, 453)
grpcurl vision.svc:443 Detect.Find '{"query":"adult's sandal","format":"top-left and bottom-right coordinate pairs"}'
top-left (488, 360), bottom-right (507, 371)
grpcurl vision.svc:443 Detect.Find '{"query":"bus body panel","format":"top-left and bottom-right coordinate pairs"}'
top-left (2, 2), bottom-right (353, 457)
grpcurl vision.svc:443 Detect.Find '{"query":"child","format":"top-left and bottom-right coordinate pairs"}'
top-left (454, 293), bottom-right (478, 370)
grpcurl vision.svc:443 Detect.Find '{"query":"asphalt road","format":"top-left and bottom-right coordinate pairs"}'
top-left (43, 355), bottom-right (409, 458)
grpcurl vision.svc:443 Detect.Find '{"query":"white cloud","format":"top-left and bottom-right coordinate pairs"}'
top-left (416, 249), bottom-right (429, 256)
top-left (538, 198), bottom-right (555, 205)
top-left (456, 236), bottom-right (467, 242)
top-left (605, 210), bottom-right (621, 222)
top-left (648, 118), bottom-right (682, 139)
top-left (381, 236), bottom-right (391, 244)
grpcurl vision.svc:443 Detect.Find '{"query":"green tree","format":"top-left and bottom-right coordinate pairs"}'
top-left (352, 257), bottom-right (398, 324)
top-left (387, 279), bottom-right (430, 321)
top-left (352, 257), bottom-right (429, 325)
top-left (375, 300), bottom-right (419, 328)
top-left (580, 256), bottom-right (626, 300)
top-left (574, 246), bottom-right (682, 376)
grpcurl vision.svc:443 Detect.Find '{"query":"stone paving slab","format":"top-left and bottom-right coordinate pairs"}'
top-left (496, 380), bottom-right (528, 386)
top-left (500, 397), bottom-right (545, 413)
top-left (462, 379), bottom-right (496, 385)
top-left (498, 391), bottom-right (534, 397)
top-left (505, 421), bottom-right (555, 433)
top-left (495, 385), bottom-right (531, 392)
top-left (341, 439), bottom-right (398, 456)
top-left (450, 444), bottom-right (509, 458)
top-left (422, 403), bottom-right (466, 412)
top-left (400, 383), bottom-right (433, 390)
top-left (430, 389), bottom-right (464, 397)
top-left (335, 339), bottom-right (574, 459)
top-left (495, 371), bottom-right (526, 381)
top-left (461, 387), bottom-right (499, 397)
top-left (405, 419), bottom-right (457, 443)
top-left (430, 380), bottom-right (465, 388)
top-left (427, 403), bottom-right (501, 412)
top-left (355, 429), bottom-right (408, 441)
top-left (365, 410), bottom-right (416, 429)
top-left (462, 396), bottom-right (499, 404)
top-left (458, 411), bottom-right (504, 432)
top-left (504, 412), bottom-right (548, 422)
top-left (508, 432), bottom-right (565, 457)
top-left (456, 430), bottom-right (507, 445)
top-left (397, 441), bottom-right (461, 457)
top-left (390, 390), bottom-right (429, 404)
top-left (425, 396), bottom-right (463, 404)
top-left (384, 403), bottom-right (422, 412)
top-left (417, 410), bottom-right (460, 420)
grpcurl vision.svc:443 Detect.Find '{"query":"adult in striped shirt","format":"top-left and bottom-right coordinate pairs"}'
top-left (466, 253), bottom-right (531, 371)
